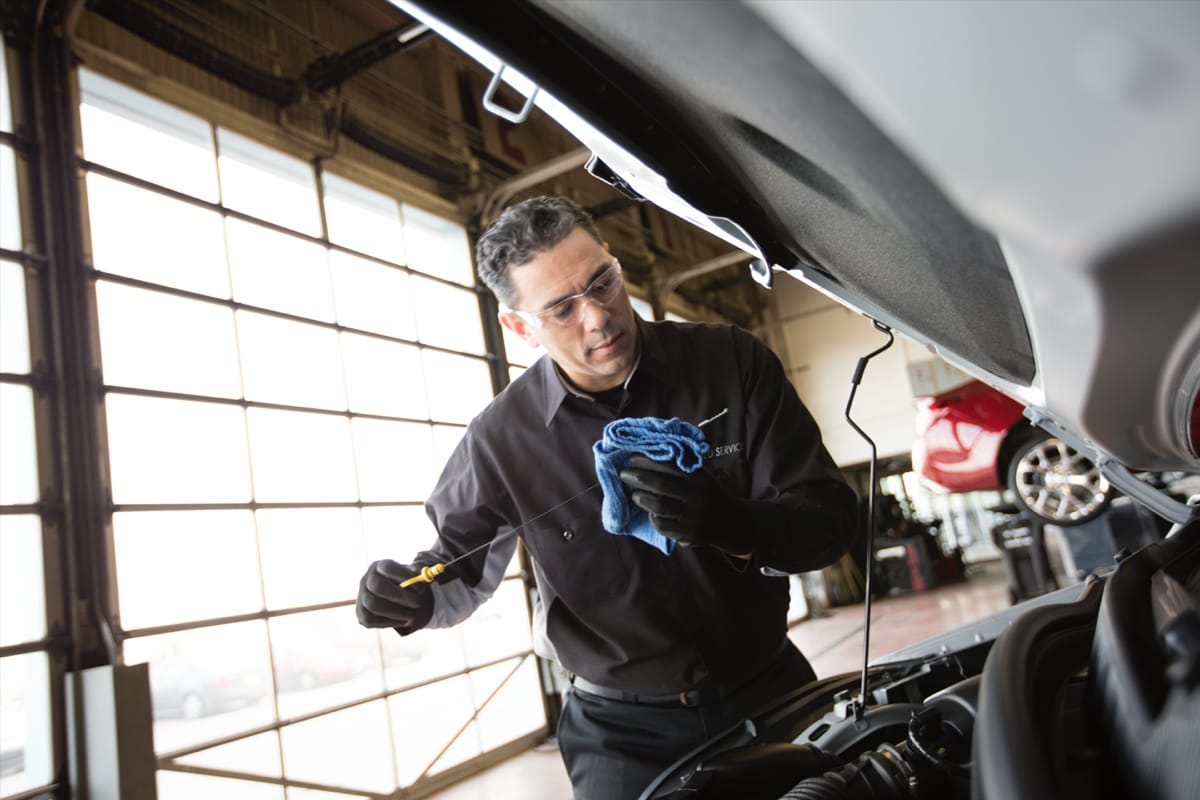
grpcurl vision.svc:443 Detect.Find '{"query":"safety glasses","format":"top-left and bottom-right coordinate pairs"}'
top-left (507, 260), bottom-right (624, 328)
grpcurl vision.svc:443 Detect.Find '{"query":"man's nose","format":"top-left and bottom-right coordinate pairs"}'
top-left (579, 294), bottom-right (611, 329)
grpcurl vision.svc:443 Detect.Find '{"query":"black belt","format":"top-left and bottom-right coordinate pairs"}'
top-left (569, 675), bottom-right (728, 708)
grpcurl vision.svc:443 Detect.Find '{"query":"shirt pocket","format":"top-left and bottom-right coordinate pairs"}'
top-left (520, 509), bottom-right (634, 605)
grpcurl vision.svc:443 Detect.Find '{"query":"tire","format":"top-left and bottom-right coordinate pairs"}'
top-left (1006, 429), bottom-right (1113, 526)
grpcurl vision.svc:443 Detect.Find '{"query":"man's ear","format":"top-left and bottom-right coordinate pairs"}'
top-left (498, 311), bottom-right (541, 349)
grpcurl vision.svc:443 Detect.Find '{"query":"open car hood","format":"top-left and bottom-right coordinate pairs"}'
top-left (395, 1), bottom-right (1200, 518)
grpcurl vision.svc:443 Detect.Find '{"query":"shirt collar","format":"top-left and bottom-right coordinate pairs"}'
top-left (537, 315), bottom-right (679, 428)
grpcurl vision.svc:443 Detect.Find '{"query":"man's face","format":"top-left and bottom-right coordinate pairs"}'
top-left (499, 226), bottom-right (640, 393)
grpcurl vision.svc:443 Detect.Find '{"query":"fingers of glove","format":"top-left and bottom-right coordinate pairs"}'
top-left (620, 463), bottom-right (696, 502)
top-left (648, 512), bottom-right (699, 546)
top-left (628, 487), bottom-right (691, 519)
top-left (356, 598), bottom-right (420, 628)
top-left (361, 561), bottom-right (425, 610)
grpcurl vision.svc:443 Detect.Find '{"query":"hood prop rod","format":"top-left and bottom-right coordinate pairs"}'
top-left (843, 319), bottom-right (895, 721)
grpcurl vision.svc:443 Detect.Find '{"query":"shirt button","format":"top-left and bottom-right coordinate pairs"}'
top-left (562, 529), bottom-right (574, 541)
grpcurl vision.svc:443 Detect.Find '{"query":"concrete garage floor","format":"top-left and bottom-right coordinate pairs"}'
top-left (430, 560), bottom-right (1012, 799)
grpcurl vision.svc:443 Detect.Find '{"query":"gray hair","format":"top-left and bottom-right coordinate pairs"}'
top-left (475, 196), bottom-right (604, 309)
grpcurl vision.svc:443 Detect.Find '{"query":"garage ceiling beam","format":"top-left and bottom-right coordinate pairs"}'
top-left (293, 22), bottom-right (434, 102)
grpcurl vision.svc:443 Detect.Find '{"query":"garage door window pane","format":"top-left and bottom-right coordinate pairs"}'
top-left (269, 607), bottom-right (381, 719)
top-left (0, 383), bottom-right (37, 505)
top-left (226, 219), bottom-right (334, 321)
top-left (2, 262), bottom-right (30, 374)
top-left (352, 419), bottom-right (438, 502)
top-left (388, 675), bottom-right (477, 786)
top-left (460, 579), bottom-right (532, 667)
top-left (340, 334), bottom-right (428, 419)
top-left (217, 129), bottom-right (320, 237)
top-left (96, 281), bottom-right (241, 397)
top-left (157, 770), bottom-right (283, 800)
top-left (431, 424), bottom-right (466, 475)
top-left (114, 511), bottom-right (261, 630)
top-left (0, 652), bottom-right (53, 796)
top-left (0, 515), bottom-right (45, 646)
top-left (246, 409), bottom-right (356, 503)
top-left (0, 40), bottom-right (10, 133)
top-left (410, 276), bottom-right (484, 354)
top-left (329, 251), bottom-right (416, 341)
top-left (124, 621), bottom-right (274, 753)
top-left (237, 312), bottom-right (346, 410)
top-left (401, 204), bottom-right (472, 286)
top-left (502, 324), bottom-right (540, 370)
top-left (472, 658), bottom-right (544, 751)
top-left (322, 173), bottom-right (404, 264)
top-left (0, 145), bottom-right (19, 252)
top-left (256, 508), bottom-right (363, 609)
top-left (79, 70), bottom-right (218, 202)
top-left (172, 732), bottom-right (282, 782)
top-left (361, 506), bottom-right (437, 567)
top-left (280, 701), bottom-right (394, 794)
top-left (106, 395), bottom-right (252, 505)
top-left (87, 174), bottom-right (230, 298)
top-left (422, 351), bottom-right (491, 424)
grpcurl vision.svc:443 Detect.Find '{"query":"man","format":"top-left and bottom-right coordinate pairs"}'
top-left (356, 195), bottom-right (857, 799)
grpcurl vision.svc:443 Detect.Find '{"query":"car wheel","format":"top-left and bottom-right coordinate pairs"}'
top-left (181, 693), bottom-right (205, 720)
top-left (1006, 429), bottom-right (1113, 526)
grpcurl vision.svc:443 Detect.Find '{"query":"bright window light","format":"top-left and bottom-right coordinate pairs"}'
top-left (473, 658), bottom-right (545, 751)
top-left (0, 383), bottom-right (37, 505)
top-left (105, 394), bottom-right (253, 505)
top-left (225, 218), bottom-right (335, 321)
top-left (328, 250), bottom-right (417, 340)
top-left (322, 173), bottom-right (405, 264)
top-left (351, 418), bottom-right (439, 502)
top-left (0, 515), bottom-right (47, 645)
top-left (245, 408), bottom-right (357, 503)
top-left (236, 311), bottom-right (347, 411)
top-left (421, 350), bottom-right (492, 425)
top-left (113, 510), bottom-right (262, 630)
top-left (254, 507), bottom-right (365, 609)
top-left (123, 621), bottom-right (275, 753)
top-left (0, 144), bottom-right (19, 251)
top-left (401, 204), bottom-right (473, 286)
top-left (410, 275), bottom-right (485, 354)
top-left (96, 280), bottom-right (242, 397)
top-left (217, 129), bottom-right (321, 236)
top-left (268, 606), bottom-right (383, 719)
top-left (0, 261), bottom-right (30, 375)
top-left (280, 701), bottom-right (395, 793)
top-left (170, 732), bottom-right (283, 782)
top-left (388, 676), bottom-right (479, 786)
top-left (339, 333), bottom-right (429, 419)
top-left (86, 173), bottom-right (230, 298)
top-left (0, 652), bottom-right (53, 796)
top-left (79, 70), bottom-right (219, 201)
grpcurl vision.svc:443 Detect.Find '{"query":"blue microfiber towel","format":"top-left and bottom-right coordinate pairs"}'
top-left (593, 417), bottom-right (709, 555)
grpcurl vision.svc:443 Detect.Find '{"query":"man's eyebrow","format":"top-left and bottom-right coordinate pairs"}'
top-left (538, 262), bottom-right (612, 312)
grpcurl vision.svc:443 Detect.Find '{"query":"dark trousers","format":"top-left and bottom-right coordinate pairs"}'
top-left (555, 642), bottom-right (816, 800)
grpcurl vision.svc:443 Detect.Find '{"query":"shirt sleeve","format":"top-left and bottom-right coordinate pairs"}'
top-left (402, 423), bottom-right (519, 631)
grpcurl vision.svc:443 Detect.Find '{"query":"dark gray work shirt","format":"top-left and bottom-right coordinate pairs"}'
top-left (407, 317), bottom-right (854, 695)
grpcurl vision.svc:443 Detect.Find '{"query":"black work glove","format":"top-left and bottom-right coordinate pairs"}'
top-left (619, 454), bottom-right (749, 554)
top-left (356, 560), bottom-right (434, 630)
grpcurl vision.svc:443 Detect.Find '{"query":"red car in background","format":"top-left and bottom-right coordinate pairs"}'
top-left (913, 379), bottom-right (1113, 526)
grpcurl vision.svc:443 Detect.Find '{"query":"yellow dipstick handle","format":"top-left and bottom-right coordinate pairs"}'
top-left (399, 563), bottom-right (445, 588)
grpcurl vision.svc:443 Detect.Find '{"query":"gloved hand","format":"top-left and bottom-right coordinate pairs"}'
top-left (356, 560), bottom-right (434, 629)
top-left (618, 454), bottom-right (748, 554)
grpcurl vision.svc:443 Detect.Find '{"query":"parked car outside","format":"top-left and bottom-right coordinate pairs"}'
top-left (148, 656), bottom-right (268, 720)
